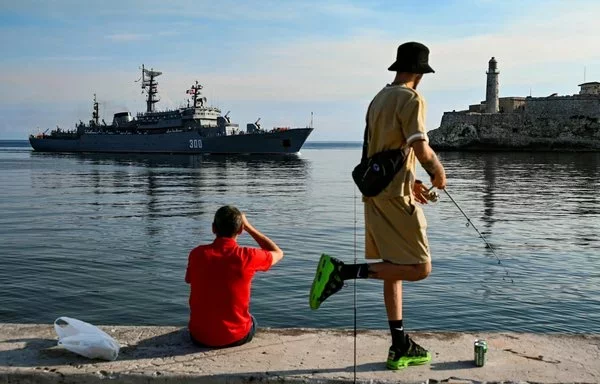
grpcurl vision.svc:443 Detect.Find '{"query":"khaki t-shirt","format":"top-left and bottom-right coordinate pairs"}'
top-left (366, 84), bottom-right (429, 200)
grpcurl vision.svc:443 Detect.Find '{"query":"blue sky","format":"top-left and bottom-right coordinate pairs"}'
top-left (2, 0), bottom-right (600, 140)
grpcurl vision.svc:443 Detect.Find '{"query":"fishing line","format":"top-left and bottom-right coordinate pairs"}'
top-left (442, 188), bottom-right (514, 283)
top-left (352, 187), bottom-right (357, 384)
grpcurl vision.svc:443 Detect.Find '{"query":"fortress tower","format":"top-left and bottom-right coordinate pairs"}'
top-left (485, 57), bottom-right (499, 113)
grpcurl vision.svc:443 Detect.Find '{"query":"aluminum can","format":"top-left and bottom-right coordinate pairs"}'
top-left (474, 339), bottom-right (487, 367)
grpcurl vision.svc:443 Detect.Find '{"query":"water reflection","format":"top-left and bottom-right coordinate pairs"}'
top-left (145, 169), bottom-right (160, 237)
top-left (438, 151), bottom-right (600, 262)
top-left (31, 151), bottom-right (305, 168)
top-left (481, 154), bottom-right (497, 234)
top-left (9, 148), bottom-right (599, 331)
top-left (29, 151), bottom-right (311, 219)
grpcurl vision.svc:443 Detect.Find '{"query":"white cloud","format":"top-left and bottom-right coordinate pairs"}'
top-left (253, 5), bottom-right (600, 93)
top-left (3, 1), bottom-right (600, 139)
top-left (5, 3), bottom-right (600, 103)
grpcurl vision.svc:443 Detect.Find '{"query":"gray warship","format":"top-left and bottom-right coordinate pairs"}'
top-left (29, 66), bottom-right (313, 154)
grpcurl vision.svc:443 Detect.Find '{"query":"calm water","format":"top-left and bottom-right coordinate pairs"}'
top-left (1, 140), bottom-right (599, 333)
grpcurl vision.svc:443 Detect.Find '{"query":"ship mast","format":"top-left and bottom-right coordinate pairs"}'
top-left (92, 94), bottom-right (99, 125)
top-left (140, 64), bottom-right (162, 113)
top-left (186, 81), bottom-right (206, 108)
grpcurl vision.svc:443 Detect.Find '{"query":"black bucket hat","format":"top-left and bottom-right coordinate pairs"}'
top-left (388, 42), bottom-right (435, 74)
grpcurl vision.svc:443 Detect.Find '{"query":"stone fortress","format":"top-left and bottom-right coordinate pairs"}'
top-left (428, 57), bottom-right (600, 150)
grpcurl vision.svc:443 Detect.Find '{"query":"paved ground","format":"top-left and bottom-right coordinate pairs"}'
top-left (1, 324), bottom-right (599, 383)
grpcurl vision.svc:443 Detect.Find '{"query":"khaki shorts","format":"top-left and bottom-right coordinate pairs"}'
top-left (364, 195), bottom-right (430, 265)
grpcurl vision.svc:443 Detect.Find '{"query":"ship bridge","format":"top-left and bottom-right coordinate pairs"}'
top-left (182, 106), bottom-right (222, 126)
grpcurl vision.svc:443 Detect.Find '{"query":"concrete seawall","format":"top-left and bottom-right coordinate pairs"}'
top-left (1, 324), bottom-right (599, 383)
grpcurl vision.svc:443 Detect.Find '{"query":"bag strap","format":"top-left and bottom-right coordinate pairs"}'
top-left (361, 101), bottom-right (374, 161)
top-left (362, 84), bottom-right (408, 161)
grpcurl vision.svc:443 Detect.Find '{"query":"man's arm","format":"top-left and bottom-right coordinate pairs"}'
top-left (242, 214), bottom-right (284, 266)
top-left (412, 140), bottom-right (447, 189)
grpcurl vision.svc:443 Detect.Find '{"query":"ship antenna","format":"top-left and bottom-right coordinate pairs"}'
top-left (193, 81), bottom-right (198, 108)
top-left (134, 64), bottom-right (143, 83)
top-left (140, 65), bottom-right (162, 113)
top-left (92, 93), bottom-right (99, 126)
top-left (187, 81), bottom-right (204, 108)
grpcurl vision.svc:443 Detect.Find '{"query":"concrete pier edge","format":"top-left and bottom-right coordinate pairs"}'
top-left (1, 324), bottom-right (599, 383)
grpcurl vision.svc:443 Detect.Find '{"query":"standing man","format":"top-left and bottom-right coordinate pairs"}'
top-left (186, 205), bottom-right (283, 348)
top-left (309, 42), bottom-right (446, 370)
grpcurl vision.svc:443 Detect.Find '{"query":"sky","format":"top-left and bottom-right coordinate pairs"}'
top-left (2, 0), bottom-right (600, 141)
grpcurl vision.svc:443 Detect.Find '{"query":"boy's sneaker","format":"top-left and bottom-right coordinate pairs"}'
top-left (386, 334), bottom-right (431, 370)
top-left (309, 254), bottom-right (345, 310)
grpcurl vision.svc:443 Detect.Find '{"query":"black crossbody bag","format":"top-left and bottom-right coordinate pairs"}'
top-left (351, 103), bottom-right (407, 197)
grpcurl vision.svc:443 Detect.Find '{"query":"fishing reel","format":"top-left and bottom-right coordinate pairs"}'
top-left (425, 189), bottom-right (439, 203)
top-left (416, 179), bottom-right (439, 202)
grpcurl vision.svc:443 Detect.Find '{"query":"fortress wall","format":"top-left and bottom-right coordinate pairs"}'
top-left (442, 96), bottom-right (600, 130)
top-left (440, 112), bottom-right (524, 128)
top-left (524, 97), bottom-right (600, 118)
top-left (433, 107), bottom-right (600, 150)
top-left (499, 98), bottom-right (525, 113)
top-left (469, 104), bottom-right (483, 112)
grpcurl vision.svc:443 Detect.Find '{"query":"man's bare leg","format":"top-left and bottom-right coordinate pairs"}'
top-left (369, 261), bottom-right (431, 282)
top-left (309, 259), bottom-right (430, 310)
top-left (384, 279), bottom-right (402, 320)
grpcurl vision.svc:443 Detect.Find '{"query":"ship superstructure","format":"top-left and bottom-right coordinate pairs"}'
top-left (29, 66), bottom-right (313, 154)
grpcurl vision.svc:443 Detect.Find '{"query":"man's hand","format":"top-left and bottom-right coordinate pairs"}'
top-left (430, 167), bottom-right (447, 190)
top-left (241, 213), bottom-right (252, 232)
top-left (412, 140), bottom-right (447, 190)
top-left (240, 212), bottom-right (284, 266)
top-left (413, 180), bottom-right (429, 204)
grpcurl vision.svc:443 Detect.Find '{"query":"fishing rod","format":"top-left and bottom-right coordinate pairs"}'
top-left (352, 188), bottom-right (358, 384)
top-left (432, 187), bottom-right (514, 283)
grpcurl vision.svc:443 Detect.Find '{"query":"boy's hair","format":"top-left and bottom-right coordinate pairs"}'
top-left (213, 205), bottom-right (243, 237)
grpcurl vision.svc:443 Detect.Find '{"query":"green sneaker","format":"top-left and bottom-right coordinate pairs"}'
top-left (386, 335), bottom-right (431, 370)
top-left (309, 254), bottom-right (345, 310)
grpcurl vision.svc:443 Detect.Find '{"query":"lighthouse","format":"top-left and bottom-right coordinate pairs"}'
top-left (485, 57), bottom-right (499, 113)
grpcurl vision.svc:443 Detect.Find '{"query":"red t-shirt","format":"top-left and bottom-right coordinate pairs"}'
top-left (185, 237), bottom-right (272, 347)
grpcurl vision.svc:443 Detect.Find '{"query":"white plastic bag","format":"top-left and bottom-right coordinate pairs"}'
top-left (54, 317), bottom-right (120, 361)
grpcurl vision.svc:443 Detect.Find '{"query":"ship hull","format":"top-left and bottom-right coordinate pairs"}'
top-left (29, 128), bottom-right (313, 154)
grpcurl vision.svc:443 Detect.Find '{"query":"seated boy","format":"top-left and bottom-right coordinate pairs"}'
top-left (185, 205), bottom-right (283, 348)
